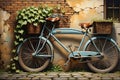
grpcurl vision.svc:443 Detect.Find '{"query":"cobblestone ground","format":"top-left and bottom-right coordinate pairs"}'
top-left (0, 72), bottom-right (120, 80)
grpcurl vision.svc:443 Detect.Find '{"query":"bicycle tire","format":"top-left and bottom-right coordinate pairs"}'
top-left (18, 37), bottom-right (52, 72)
top-left (85, 37), bottom-right (119, 73)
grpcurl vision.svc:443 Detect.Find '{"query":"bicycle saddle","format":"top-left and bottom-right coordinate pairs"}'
top-left (46, 17), bottom-right (60, 22)
top-left (79, 23), bottom-right (92, 29)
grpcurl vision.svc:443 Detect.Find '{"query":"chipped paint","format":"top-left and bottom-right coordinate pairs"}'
top-left (66, 0), bottom-right (104, 28)
top-left (0, 8), bottom-right (13, 69)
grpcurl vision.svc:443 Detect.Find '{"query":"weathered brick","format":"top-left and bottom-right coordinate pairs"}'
top-left (18, 77), bottom-right (32, 80)
top-left (91, 76), bottom-right (102, 80)
top-left (77, 77), bottom-right (89, 80)
top-left (40, 78), bottom-right (52, 80)
top-left (47, 72), bottom-right (59, 78)
top-left (113, 77), bottom-right (120, 80)
top-left (68, 77), bottom-right (77, 80)
top-left (32, 76), bottom-right (40, 80)
top-left (59, 72), bottom-right (72, 78)
top-left (54, 77), bottom-right (68, 80)
top-left (101, 77), bottom-right (112, 80)
top-left (71, 73), bottom-right (83, 78)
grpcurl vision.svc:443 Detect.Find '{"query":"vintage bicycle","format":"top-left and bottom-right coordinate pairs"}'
top-left (17, 14), bottom-right (120, 73)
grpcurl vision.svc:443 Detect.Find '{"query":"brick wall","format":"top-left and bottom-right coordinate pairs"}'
top-left (0, 0), bottom-right (74, 28)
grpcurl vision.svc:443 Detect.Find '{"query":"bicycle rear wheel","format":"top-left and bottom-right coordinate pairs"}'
top-left (85, 37), bottom-right (119, 73)
top-left (18, 37), bottom-right (52, 72)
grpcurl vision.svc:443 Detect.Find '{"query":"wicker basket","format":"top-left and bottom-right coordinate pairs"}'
top-left (93, 22), bottom-right (113, 34)
top-left (27, 23), bottom-right (41, 34)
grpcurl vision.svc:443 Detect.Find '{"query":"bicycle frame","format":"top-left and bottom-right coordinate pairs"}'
top-left (51, 28), bottom-right (88, 53)
top-left (38, 22), bottom-right (101, 57)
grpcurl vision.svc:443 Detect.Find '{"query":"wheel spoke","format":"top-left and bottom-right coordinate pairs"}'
top-left (29, 39), bottom-right (35, 52)
top-left (102, 38), bottom-right (107, 52)
top-left (104, 45), bottom-right (116, 53)
top-left (19, 38), bottom-right (52, 72)
top-left (86, 37), bottom-right (118, 73)
top-left (98, 38), bottom-right (102, 51)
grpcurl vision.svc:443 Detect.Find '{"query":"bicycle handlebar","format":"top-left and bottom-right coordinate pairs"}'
top-left (79, 23), bottom-right (93, 29)
top-left (46, 13), bottom-right (63, 22)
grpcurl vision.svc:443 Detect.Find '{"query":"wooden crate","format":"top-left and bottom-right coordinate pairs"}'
top-left (93, 22), bottom-right (113, 34)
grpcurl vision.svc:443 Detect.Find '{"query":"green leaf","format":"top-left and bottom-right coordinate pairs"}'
top-left (28, 13), bottom-right (32, 17)
top-left (12, 49), bottom-right (16, 53)
top-left (22, 9), bottom-right (26, 12)
top-left (22, 20), bottom-right (27, 26)
top-left (14, 41), bottom-right (19, 46)
top-left (12, 66), bottom-right (16, 70)
top-left (33, 23), bottom-right (38, 26)
top-left (18, 20), bottom-right (24, 24)
top-left (10, 59), bottom-right (13, 62)
top-left (21, 12), bottom-right (25, 17)
top-left (39, 20), bottom-right (45, 23)
top-left (19, 38), bottom-right (24, 41)
top-left (14, 30), bottom-right (17, 33)
top-left (35, 16), bottom-right (39, 20)
top-left (18, 30), bottom-right (24, 34)
top-left (16, 25), bottom-right (21, 28)
top-left (15, 35), bottom-right (20, 39)
top-left (28, 19), bottom-right (32, 23)
top-left (25, 10), bottom-right (30, 15)
top-left (31, 14), bottom-right (34, 17)
top-left (14, 56), bottom-right (18, 61)
top-left (31, 18), bottom-right (35, 22)
top-left (12, 63), bottom-right (15, 66)
top-left (48, 13), bottom-right (52, 17)
top-left (39, 16), bottom-right (44, 19)
top-left (33, 10), bottom-right (37, 14)
top-left (44, 10), bottom-right (49, 14)
top-left (38, 10), bottom-right (42, 14)
top-left (18, 15), bottom-right (22, 19)
top-left (41, 13), bottom-right (46, 17)
top-left (23, 16), bottom-right (28, 20)
top-left (16, 70), bottom-right (20, 73)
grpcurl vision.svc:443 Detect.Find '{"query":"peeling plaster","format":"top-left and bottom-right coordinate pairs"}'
top-left (0, 8), bottom-right (12, 69)
top-left (66, 0), bottom-right (104, 28)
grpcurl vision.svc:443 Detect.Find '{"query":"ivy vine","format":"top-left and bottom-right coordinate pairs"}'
top-left (7, 5), bottom-right (53, 73)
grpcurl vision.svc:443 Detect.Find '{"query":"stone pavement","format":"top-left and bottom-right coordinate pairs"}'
top-left (0, 72), bottom-right (120, 80)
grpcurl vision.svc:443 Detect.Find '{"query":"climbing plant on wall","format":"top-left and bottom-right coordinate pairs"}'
top-left (7, 5), bottom-right (53, 73)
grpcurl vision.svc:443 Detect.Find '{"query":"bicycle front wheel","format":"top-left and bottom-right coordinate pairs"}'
top-left (18, 37), bottom-right (52, 72)
top-left (85, 37), bottom-right (119, 73)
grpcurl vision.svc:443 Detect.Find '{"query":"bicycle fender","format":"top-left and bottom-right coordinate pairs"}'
top-left (83, 36), bottom-right (120, 52)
